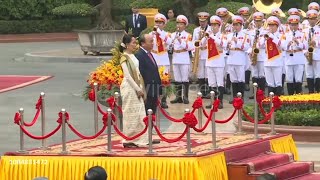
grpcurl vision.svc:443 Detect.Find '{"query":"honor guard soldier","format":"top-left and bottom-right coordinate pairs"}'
top-left (238, 6), bottom-right (252, 91)
top-left (305, 10), bottom-right (320, 93)
top-left (288, 8), bottom-right (305, 31)
top-left (248, 12), bottom-right (268, 98)
top-left (192, 12), bottom-right (211, 98)
top-left (201, 16), bottom-right (227, 109)
top-left (216, 7), bottom-right (233, 95)
top-left (151, 13), bottom-right (172, 108)
top-left (170, 15), bottom-right (194, 104)
top-left (271, 8), bottom-right (287, 94)
top-left (284, 15), bottom-right (307, 95)
top-left (302, 2), bottom-right (320, 29)
top-left (263, 16), bottom-right (286, 96)
top-left (226, 15), bottom-right (251, 100)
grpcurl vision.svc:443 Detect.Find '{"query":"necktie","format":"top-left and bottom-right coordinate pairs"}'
top-left (147, 52), bottom-right (157, 66)
top-left (235, 32), bottom-right (238, 37)
top-left (134, 14), bottom-right (137, 28)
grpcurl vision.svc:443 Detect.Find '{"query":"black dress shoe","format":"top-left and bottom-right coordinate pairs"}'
top-left (161, 102), bottom-right (168, 109)
top-left (123, 142), bottom-right (139, 148)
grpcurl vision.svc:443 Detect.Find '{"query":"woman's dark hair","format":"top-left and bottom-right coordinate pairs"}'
top-left (119, 34), bottom-right (135, 53)
top-left (84, 166), bottom-right (107, 180)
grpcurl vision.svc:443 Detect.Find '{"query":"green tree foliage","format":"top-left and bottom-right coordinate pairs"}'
top-left (195, 1), bottom-right (251, 15)
top-left (52, 3), bottom-right (98, 17)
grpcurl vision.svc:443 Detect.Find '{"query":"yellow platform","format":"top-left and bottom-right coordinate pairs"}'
top-left (0, 133), bottom-right (298, 180)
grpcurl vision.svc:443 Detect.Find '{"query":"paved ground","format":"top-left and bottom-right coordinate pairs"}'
top-left (0, 41), bottom-right (319, 170)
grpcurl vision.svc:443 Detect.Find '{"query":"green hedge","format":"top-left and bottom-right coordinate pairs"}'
top-left (243, 104), bottom-right (320, 126)
top-left (130, 0), bottom-right (175, 9)
top-left (0, 18), bottom-right (93, 34)
top-left (52, 3), bottom-right (97, 17)
top-left (0, 0), bottom-right (88, 20)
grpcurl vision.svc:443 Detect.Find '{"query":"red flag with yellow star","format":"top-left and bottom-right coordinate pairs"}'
top-left (156, 34), bottom-right (165, 53)
top-left (208, 38), bottom-right (220, 60)
top-left (266, 38), bottom-right (280, 61)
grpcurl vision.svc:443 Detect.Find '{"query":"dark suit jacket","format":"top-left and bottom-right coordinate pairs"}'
top-left (135, 48), bottom-right (162, 98)
top-left (125, 14), bottom-right (147, 38)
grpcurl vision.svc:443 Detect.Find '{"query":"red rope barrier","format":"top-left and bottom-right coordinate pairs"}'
top-left (193, 110), bottom-right (213, 132)
top-left (242, 109), bottom-right (273, 124)
top-left (154, 125), bottom-right (188, 143)
top-left (14, 112), bottom-right (21, 125)
top-left (98, 105), bottom-right (107, 115)
top-left (202, 108), bottom-right (210, 118)
top-left (20, 124), bottom-right (62, 140)
top-left (215, 109), bottom-right (237, 124)
top-left (182, 112), bottom-right (198, 128)
top-left (67, 123), bottom-right (107, 139)
top-left (158, 103), bottom-right (183, 123)
top-left (23, 108), bottom-right (41, 127)
top-left (192, 97), bottom-right (203, 109)
top-left (111, 114), bottom-right (148, 141)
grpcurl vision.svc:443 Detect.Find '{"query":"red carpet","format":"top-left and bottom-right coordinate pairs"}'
top-left (0, 75), bottom-right (52, 93)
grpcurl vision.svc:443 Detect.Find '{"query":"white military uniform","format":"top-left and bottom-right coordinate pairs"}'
top-left (263, 16), bottom-right (287, 96)
top-left (304, 10), bottom-right (320, 93)
top-left (150, 29), bottom-right (172, 73)
top-left (192, 25), bottom-right (211, 79)
top-left (171, 30), bottom-right (194, 82)
top-left (284, 30), bottom-right (307, 83)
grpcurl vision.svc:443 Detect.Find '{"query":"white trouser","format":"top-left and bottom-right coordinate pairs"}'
top-left (206, 67), bottom-right (225, 87)
top-left (197, 59), bottom-right (206, 79)
top-left (285, 64), bottom-right (304, 83)
top-left (305, 61), bottom-right (320, 79)
top-left (228, 65), bottom-right (245, 83)
top-left (264, 66), bottom-right (283, 87)
top-left (158, 65), bottom-right (170, 74)
top-left (251, 61), bottom-right (265, 78)
top-left (173, 64), bottom-right (190, 82)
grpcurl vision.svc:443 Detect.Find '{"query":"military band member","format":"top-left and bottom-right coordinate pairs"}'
top-left (248, 12), bottom-right (268, 98)
top-left (302, 2), bottom-right (320, 29)
top-left (226, 15), bottom-right (251, 100)
top-left (305, 10), bottom-right (320, 93)
top-left (192, 12), bottom-right (211, 98)
top-left (151, 13), bottom-right (172, 108)
top-left (284, 15), bottom-right (308, 95)
top-left (170, 15), bottom-right (194, 104)
top-left (238, 6), bottom-right (252, 91)
top-left (201, 16), bottom-right (227, 109)
top-left (263, 16), bottom-right (286, 96)
top-left (288, 8), bottom-right (305, 31)
top-left (271, 8), bottom-right (287, 94)
top-left (216, 7), bottom-right (232, 95)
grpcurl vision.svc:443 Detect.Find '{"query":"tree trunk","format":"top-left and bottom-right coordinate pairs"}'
top-left (175, 0), bottom-right (196, 24)
top-left (95, 0), bottom-right (123, 30)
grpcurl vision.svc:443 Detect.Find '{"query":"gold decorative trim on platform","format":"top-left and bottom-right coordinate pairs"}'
top-left (270, 134), bottom-right (299, 161)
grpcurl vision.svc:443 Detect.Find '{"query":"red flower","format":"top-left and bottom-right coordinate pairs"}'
top-left (213, 99), bottom-right (220, 112)
top-left (273, 96), bottom-right (282, 109)
top-left (256, 89), bottom-right (265, 104)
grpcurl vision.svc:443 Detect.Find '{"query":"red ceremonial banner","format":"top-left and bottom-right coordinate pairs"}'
top-left (156, 34), bottom-right (165, 53)
top-left (208, 38), bottom-right (220, 60)
top-left (266, 38), bottom-right (280, 61)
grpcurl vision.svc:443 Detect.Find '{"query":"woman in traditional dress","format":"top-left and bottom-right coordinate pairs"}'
top-left (119, 34), bottom-right (148, 148)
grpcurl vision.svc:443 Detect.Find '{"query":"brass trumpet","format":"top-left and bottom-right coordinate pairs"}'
top-left (307, 32), bottom-right (315, 65)
top-left (192, 28), bottom-right (205, 74)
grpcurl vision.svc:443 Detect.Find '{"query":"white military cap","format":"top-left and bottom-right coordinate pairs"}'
top-left (176, 15), bottom-right (189, 26)
top-left (210, 15), bottom-right (222, 25)
top-left (287, 15), bottom-right (300, 24)
top-left (253, 12), bottom-right (264, 21)
top-left (232, 15), bottom-right (244, 24)
top-left (271, 7), bottom-right (283, 16)
top-left (267, 16), bottom-right (281, 26)
top-left (237, 7), bottom-right (250, 16)
top-left (307, 9), bottom-right (318, 19)
top-left (198, 12), bottom-right (210, 21)
top-left (216, 7), bottom-right (228, 17)
top-left (288, 8), bottom-right (300, 15)
top-left (154, 13), bottom-right (167, 24)
top-left (308, 2), bottom-right (320, 11)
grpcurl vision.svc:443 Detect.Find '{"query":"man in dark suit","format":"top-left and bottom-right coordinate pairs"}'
top-left (125, 8), bottom-right (148, 38)
top-left (135, 34), bottom-right (162, 115)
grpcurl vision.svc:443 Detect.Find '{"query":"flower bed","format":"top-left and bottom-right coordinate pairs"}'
top-left (243, 93), bottom-right (320, 126)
